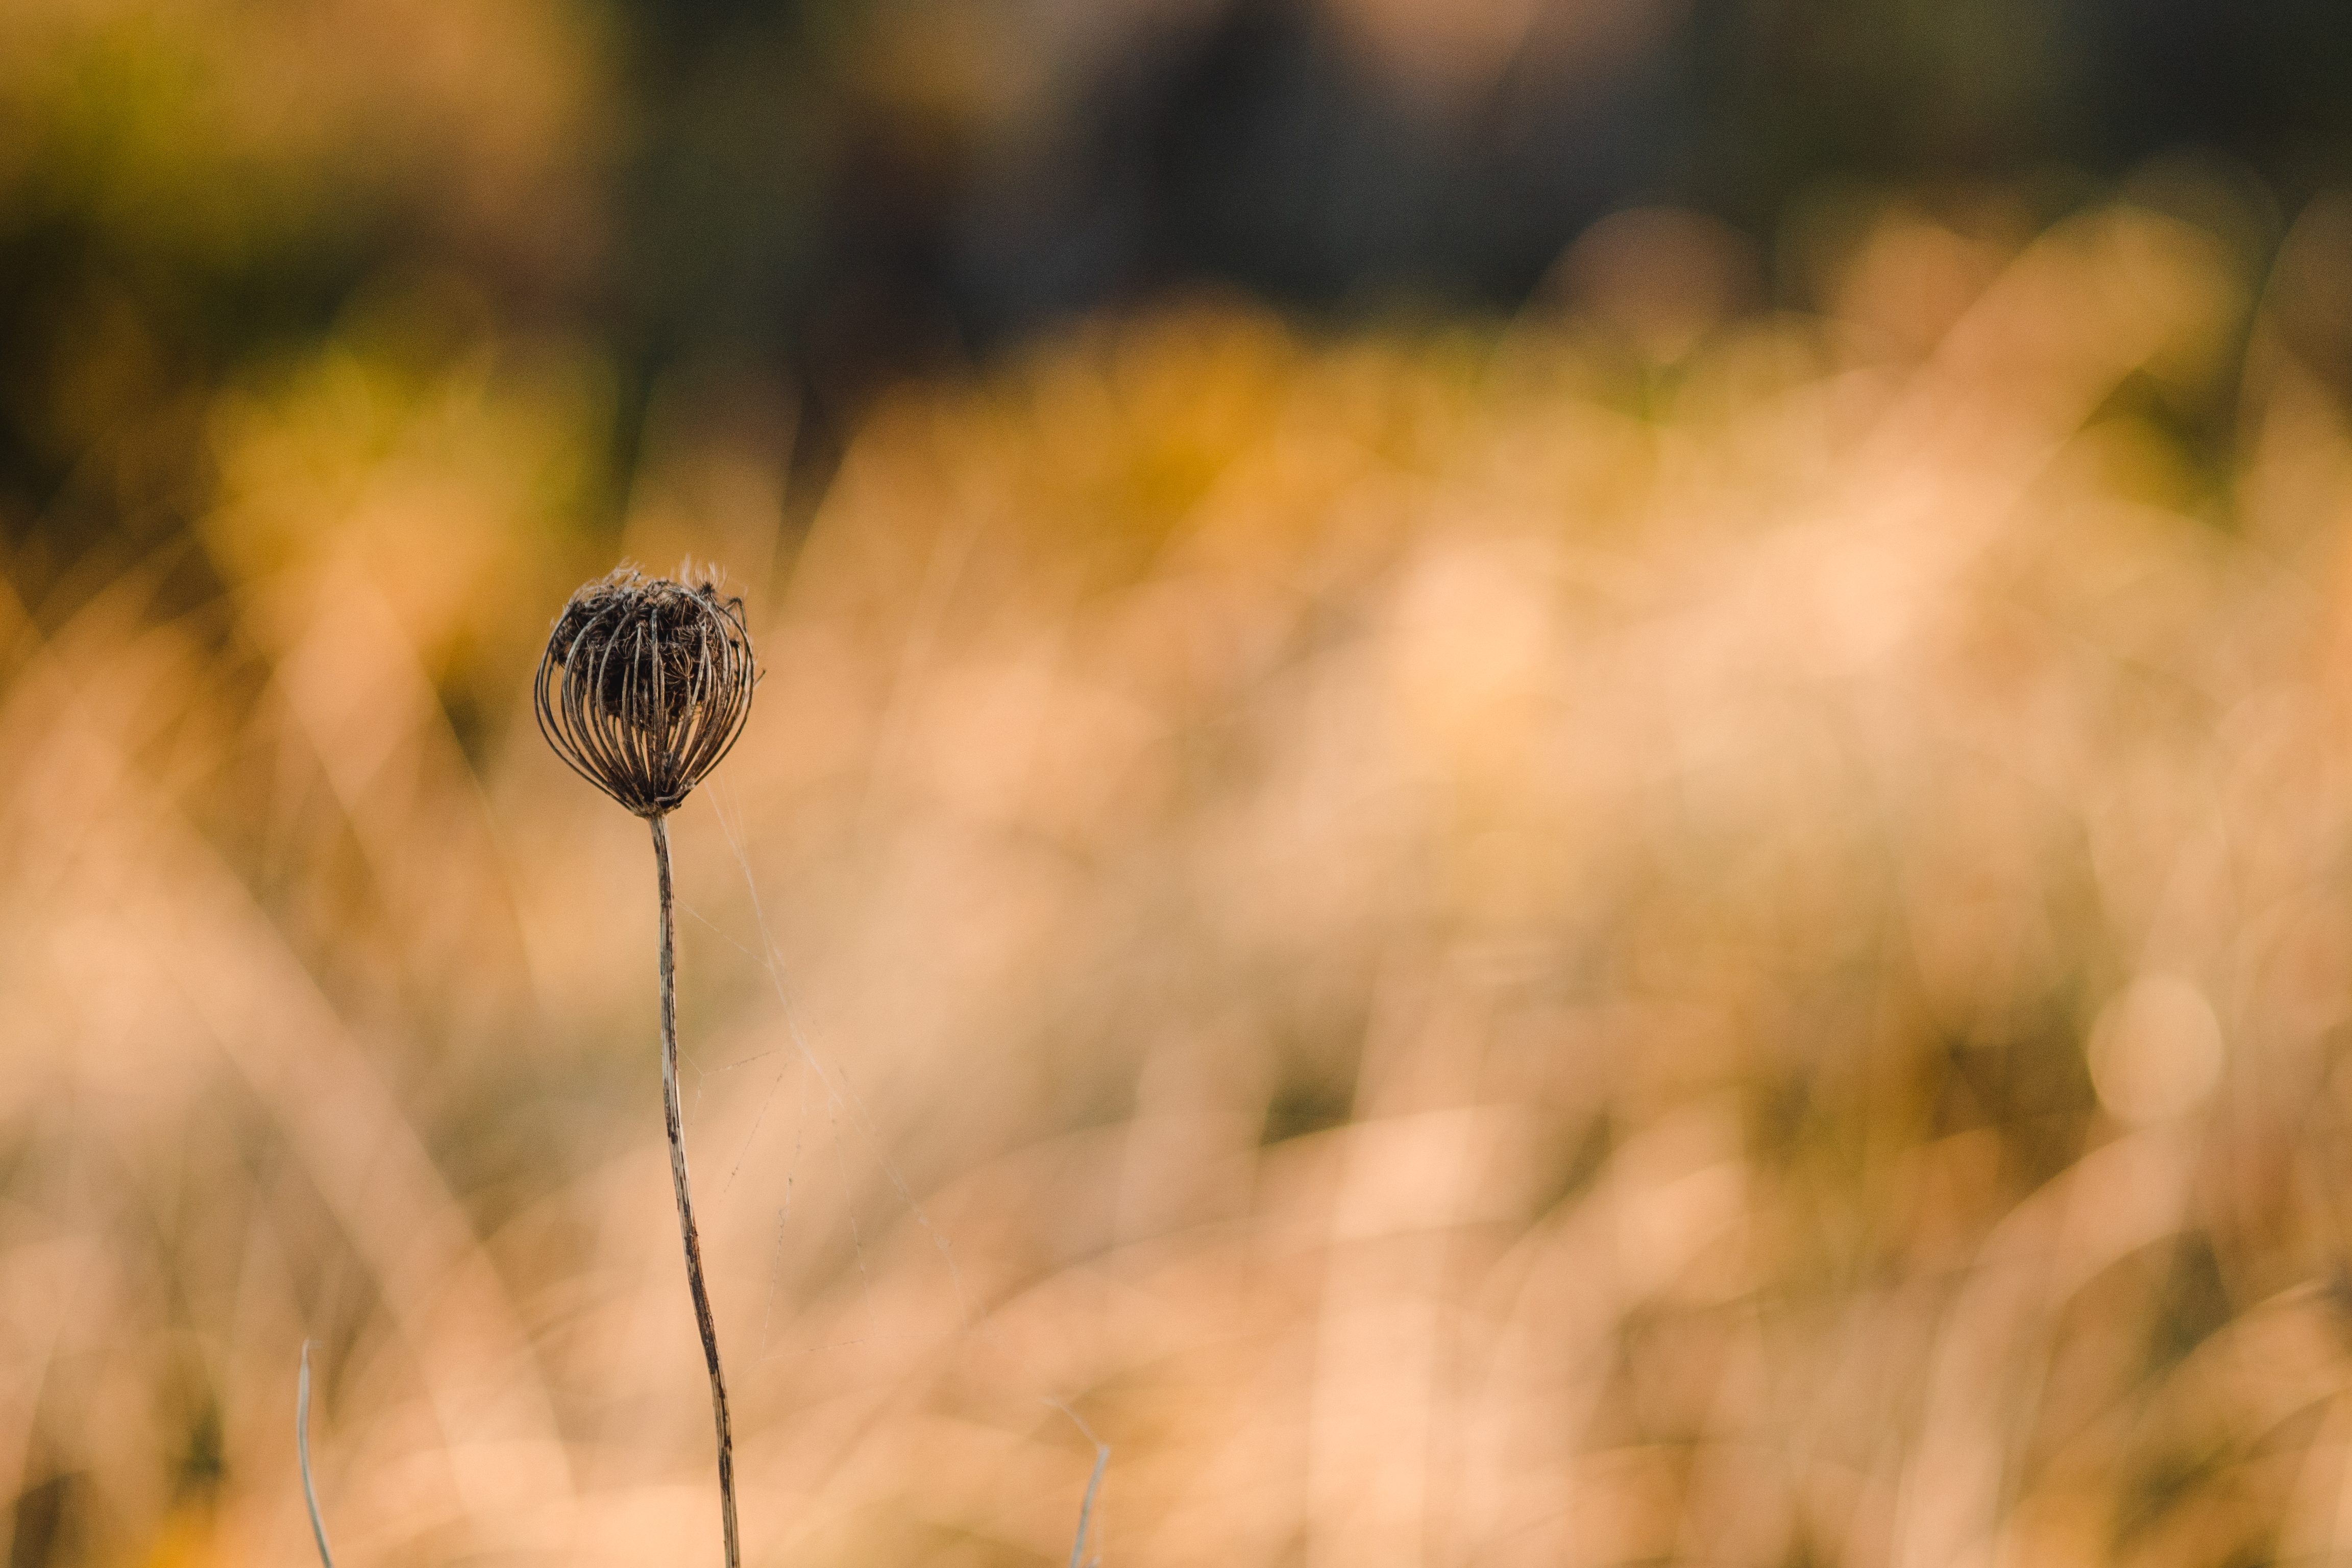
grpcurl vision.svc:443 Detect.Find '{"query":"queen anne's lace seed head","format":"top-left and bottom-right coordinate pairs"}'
top-left (534, 566), bottom-right (756, 817)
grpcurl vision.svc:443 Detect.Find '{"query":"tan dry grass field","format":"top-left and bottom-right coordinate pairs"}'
top-left (12, 193), bottom-right (2352, 1568)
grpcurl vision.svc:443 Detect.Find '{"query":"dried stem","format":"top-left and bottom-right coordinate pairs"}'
top-left (1067, 1439), bottom-right (1109, 1568)
top-left (297, 1342), bottom-right (335, 1568)
top-left (655, 812), bottom-right (741, 1568)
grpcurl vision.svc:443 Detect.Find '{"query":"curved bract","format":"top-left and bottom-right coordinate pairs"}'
top-left (534, 568), bottom-right (757, 817)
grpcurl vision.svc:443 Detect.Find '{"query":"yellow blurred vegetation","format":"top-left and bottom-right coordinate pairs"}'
top-left (17, 183), bottom-right (2352, 1568)
top-left (0, 0), bottom-right (600, 269)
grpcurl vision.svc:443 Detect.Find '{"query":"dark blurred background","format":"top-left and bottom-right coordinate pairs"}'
top-left (8, 0), bottom-right (2352, 604)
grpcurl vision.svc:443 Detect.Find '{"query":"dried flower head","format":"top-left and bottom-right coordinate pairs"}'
top-left (534, 566), bottom-right (756, 817)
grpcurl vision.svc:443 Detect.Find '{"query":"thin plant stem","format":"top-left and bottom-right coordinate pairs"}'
top-left (1067, 1440), bottom-right (1109, 1568)
top-left (655, 812), bottom-right (741, 1568)
top-left (297, 1341), bottom-right (335, 1568)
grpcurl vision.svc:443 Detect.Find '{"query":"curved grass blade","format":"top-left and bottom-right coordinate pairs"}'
top-left (298, 1341), bottom-right (336, 1568)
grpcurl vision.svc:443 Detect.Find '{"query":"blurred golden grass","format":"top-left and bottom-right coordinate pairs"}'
top-left (13, 195), bottom-right (2352, 1568)
top-left (0, 0), bottom-right (600, 279)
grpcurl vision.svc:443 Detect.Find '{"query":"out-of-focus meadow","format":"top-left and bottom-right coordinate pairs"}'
top-left (15, 3), bottom-right (2352, 1568)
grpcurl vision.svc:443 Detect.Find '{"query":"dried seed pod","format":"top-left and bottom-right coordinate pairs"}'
top-left (534, 566), bottom-right (756, 817)
top-left (535, 564), bottom-right (757, 1563)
